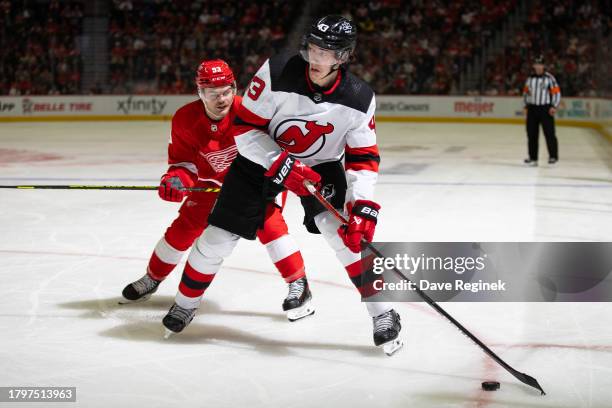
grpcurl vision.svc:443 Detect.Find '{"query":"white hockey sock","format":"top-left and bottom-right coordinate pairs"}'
top-left (174, 226), bottom-right (240, 309)
top-left (365, 301), bottom-right (393, 318)
top-left (175, 291), bottom-right (203, 309)
top-left (314, 212), bottom-right (360, 267)
top-left (154, 236), bottom-right (186, 265)
top-left (314, 212), bottom-right (395, 318)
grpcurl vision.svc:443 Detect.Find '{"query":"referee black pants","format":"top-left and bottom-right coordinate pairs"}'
top-left (526, 105), bottom-right (558, 161)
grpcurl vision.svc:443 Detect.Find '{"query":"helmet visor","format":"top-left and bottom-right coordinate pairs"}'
top-left (300, 43), bottom-right (346, 66)
top-left (198, 85), bottom-right (235, 102)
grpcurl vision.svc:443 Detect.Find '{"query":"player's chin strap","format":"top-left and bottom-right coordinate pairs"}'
top-left (321, 63), bottom-right (341, 80)
top-left (320, 51), bottom-right (351, 80)
top-left (302, 180), bottom-right (546, 396)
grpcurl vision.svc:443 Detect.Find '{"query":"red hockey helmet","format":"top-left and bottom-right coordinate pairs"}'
top-left (195, 59), bottom-right (235, 89)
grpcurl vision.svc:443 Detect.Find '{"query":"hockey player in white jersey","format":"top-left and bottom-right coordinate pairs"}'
top-left (162, 15), bottom-right (402, 355)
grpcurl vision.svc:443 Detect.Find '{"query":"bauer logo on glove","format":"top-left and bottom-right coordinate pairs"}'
top-left (264, 151), bottom-right (321, 196)
top-left (271, 155), bottom-right (295, 186)
top-left (358, 206), bottom-right (378, 218)
top-left (338, 200), bottom-right (381, 253)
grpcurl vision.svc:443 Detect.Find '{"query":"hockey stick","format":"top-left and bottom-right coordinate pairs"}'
top-left (0, 185), bottom-right (220, 192)
top-left (303, 181), bottom-right (546, 395)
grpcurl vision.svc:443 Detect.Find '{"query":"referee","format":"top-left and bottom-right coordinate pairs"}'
top-left (522, 55), bottom-right (561, 166)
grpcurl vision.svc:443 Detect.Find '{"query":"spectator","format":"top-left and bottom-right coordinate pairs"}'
top-left (107, 0), bottom-right (299, 94)
top-left (483, 0), bottom-right (609, 97)
top-left (2, 0), bottom-right (608, 97)
top-left (0, 1), bottom-right (83, 95)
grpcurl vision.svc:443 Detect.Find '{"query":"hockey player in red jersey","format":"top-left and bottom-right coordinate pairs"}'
top-left (121, 59), bottom-right (314, 322)
top-left (162, 16), bottom-right (402, 355)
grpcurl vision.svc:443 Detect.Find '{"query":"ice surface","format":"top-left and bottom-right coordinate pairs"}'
top-left (0, 121), bottom-right (611, 407)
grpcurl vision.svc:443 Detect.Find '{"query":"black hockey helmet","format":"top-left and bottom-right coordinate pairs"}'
top-left (533, 54), bottom-right (545, 65)
top-left (301, 15), bottom-right (357, 64)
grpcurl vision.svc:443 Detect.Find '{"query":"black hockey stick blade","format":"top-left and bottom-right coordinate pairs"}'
top-left (512, 371), bottom-right (546, 395)
top-left (302, 181), bottom-right (546, 395)
top-left (0, 185), bottom-right (220, 192)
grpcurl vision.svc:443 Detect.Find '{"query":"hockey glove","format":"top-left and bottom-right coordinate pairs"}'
top-left (264, 151), bottom-right (321, 196)
top-left (338, 200), bottom-right (381, 253)
top-left (158, 167), bottom-right (196, 202)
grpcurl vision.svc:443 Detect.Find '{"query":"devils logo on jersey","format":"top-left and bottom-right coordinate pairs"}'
top-left (273, 119), bottom-right (334, 158)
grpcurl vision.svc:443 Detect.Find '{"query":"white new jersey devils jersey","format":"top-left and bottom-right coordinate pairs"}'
top-left (233, 53), bottom-right (380, 202)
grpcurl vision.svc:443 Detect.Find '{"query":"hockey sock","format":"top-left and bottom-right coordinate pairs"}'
top-left (263, 235), bottom-right (306, 283)
top-left (174, 226), bottom-right (239, 309)
top-left (314, 212), bottom-right (382, 298)
top-left (147, 237), bottom-right (187, 281)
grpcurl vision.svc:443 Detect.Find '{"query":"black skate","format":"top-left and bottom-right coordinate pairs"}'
top-left (120, 273), bottom-right (160, 304)
top-left (282, 277), bottom-right (315, 322)
top-left (162, 302), bottom-right (196, 338)
top-left (373, 309), bottom-right (403, 356)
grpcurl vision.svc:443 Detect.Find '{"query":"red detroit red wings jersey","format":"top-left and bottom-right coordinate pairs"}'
top-left (168, 96), bottom-right (243, 186)
top-left (233, 53), bottom-right (379, 202)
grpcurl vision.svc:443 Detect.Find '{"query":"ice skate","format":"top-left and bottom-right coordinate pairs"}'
top-left (120, 273), bottom-right (161, 304)
top-left (162, 302), bottom-right (197, 338)
top-left (282, 277), bottom-right (315, 322)
top-left (373, 309), bottom-right (403, 356)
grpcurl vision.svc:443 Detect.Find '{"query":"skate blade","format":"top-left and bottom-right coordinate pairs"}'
top-left (286, 301), bottom-right (315, 322)
top-left (381, 338), bottom-right (404, 356)
top-left (118, 294), bottom-right (152, 305)
top-left (163, 328), bottom-right (175, 339)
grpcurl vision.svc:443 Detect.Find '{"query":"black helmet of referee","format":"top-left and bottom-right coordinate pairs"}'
top-left (301, 15), bottom-right (357, 64)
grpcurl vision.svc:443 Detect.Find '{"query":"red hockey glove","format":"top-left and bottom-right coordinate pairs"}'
top-left (264, 151), bottom-right (321, 196)
top-left (158, 167), bottom-right (196, 202)
top-left (338, 200), bottom-right (381, 253)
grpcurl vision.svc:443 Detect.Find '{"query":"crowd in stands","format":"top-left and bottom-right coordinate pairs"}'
top-left (0, 0), bottom-right (83, 95)
top-left (482, 0), bottom-right (611, 97)
top-left (1, 0), bottom-right (610, 97)
top-left (108, 0), bottom-right (296, 94)
top-left (318, 0), bottom-right (517, 95)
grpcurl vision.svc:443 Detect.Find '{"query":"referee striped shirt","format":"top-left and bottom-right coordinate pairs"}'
top-left (523, 72), bottom-right (561, 107)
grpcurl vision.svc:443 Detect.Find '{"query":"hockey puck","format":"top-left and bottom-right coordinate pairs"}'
top-left (481, 381), bottom-right (500, 391)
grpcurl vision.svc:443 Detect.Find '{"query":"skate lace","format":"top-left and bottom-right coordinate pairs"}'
top-left (169, 304), bottom-right (194, 322)
top-left (287, 278), bottom-right (305, 300)
top-left (132, 274), bottom-right (158, 295)
top-left (373, 310), bottom-right (394, 332)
